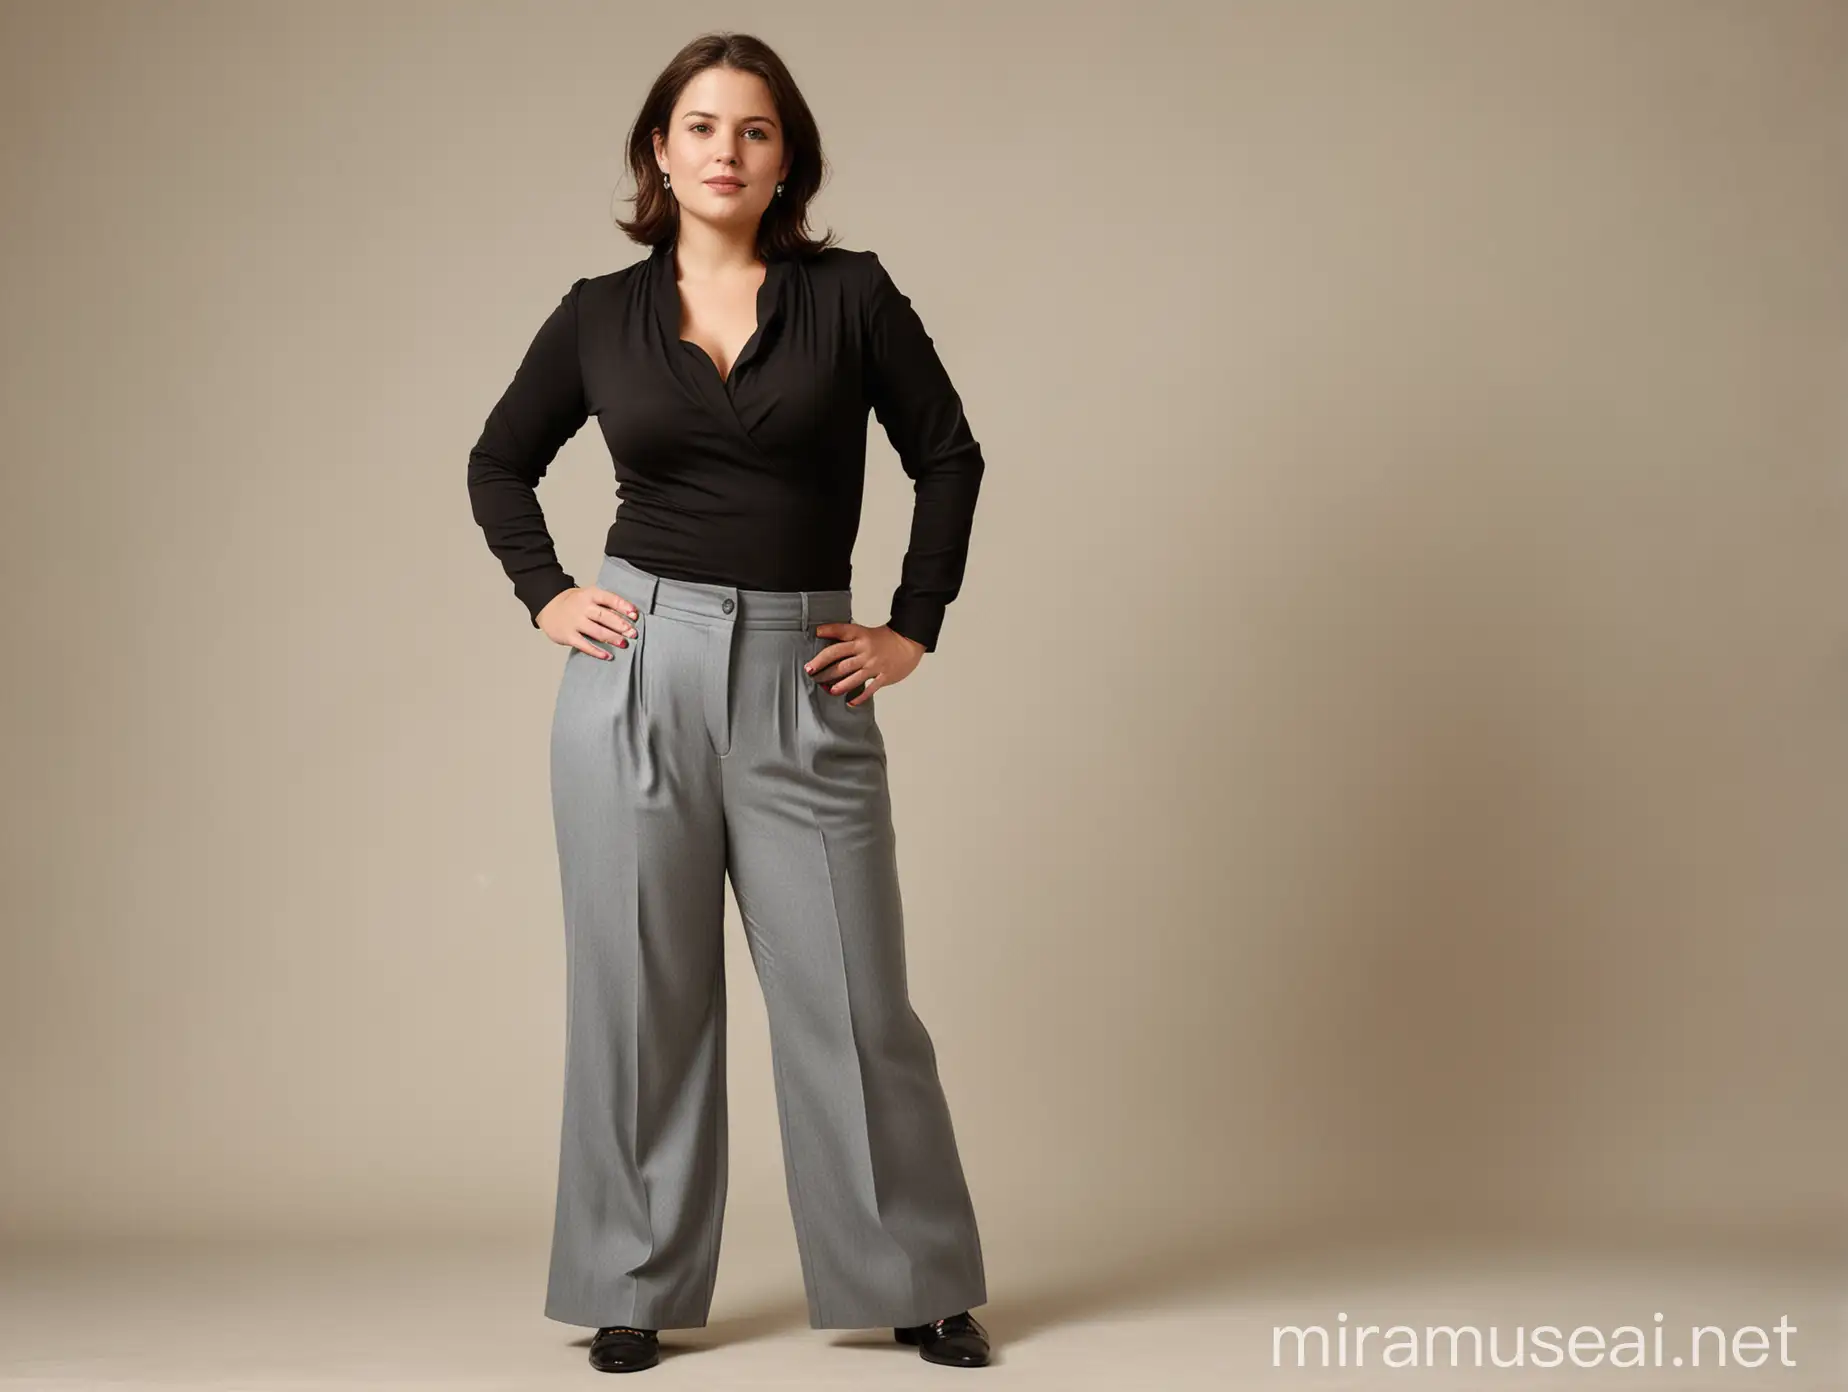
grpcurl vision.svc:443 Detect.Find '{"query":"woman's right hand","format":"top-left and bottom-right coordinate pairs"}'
top-left (538, 586), bottom-right (640, 658)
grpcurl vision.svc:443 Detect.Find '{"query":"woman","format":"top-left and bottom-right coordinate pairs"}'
top-left (466, 32), bottom-right (992, 1375)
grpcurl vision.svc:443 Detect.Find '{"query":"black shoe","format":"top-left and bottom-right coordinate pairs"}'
top-left (588, 1325), bottom-right (660, 1373)
top-left (894, 1310), bottom-right (991, 1366)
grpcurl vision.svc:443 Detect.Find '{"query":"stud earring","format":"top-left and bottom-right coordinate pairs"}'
top-left (775, 181), bottom-right (784, 197)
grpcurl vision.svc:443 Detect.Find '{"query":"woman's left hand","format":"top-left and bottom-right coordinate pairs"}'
top-left (806, 623), bottom-right (925, 706)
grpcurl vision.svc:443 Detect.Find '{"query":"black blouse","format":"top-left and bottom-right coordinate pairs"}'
top-left (466, 240), bottom-right (986, 652)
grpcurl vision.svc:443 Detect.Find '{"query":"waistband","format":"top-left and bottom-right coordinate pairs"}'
top-left (595, 553), bottom-right (853, 629)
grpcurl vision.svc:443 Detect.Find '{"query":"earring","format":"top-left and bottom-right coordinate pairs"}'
top-left (662, 172), bottom-right (671, 189)
top-left (775, 181), bottom-right (784, 197)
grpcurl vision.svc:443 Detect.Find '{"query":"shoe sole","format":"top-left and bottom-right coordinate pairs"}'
top-left (590, 1345), bottom-right (660, 1372)
top-left (894, 1328), bottom-right (990, 1366)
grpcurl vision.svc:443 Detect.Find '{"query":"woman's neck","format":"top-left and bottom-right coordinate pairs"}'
top-left (671, 221), bottom-right (764, 279)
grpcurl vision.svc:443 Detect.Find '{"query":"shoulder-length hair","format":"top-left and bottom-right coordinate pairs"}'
top-left (615, 32), bottom-right (837, 260)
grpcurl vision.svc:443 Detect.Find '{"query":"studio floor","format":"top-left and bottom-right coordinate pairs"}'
top-left (1, 1224), bottom-right (1838, 1389)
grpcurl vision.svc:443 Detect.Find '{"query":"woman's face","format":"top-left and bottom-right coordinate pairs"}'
top-left (655, 66), bottom-right (790, 235)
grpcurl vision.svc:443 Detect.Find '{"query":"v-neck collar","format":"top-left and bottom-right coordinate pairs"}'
top-left (649, 239), bottom-right (789, 392)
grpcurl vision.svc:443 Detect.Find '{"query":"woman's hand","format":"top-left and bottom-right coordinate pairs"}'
top-left (538, 586), bottom-right (641, 658)
top-left (806, 623), bottom-right (925, 706)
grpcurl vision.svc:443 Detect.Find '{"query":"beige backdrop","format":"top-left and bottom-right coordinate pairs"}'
top-left (2, 0), bottom-right (1844, 1353)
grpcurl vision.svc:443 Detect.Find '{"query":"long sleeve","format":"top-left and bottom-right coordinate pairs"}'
top-left (467, 278), bottom-right (591, 626)
top-left (862, 253), bottom-right (986, 653)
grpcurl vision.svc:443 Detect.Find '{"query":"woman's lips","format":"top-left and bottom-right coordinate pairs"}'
top-left (705, 179), bottom-right (743, 191)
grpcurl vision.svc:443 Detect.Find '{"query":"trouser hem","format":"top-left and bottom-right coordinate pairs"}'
top-left (544, 1306), bottom-right (712, 1331)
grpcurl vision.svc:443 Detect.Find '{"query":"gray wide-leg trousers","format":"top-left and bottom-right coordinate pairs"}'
top-left (542, 553), bottom-right (987, 1332)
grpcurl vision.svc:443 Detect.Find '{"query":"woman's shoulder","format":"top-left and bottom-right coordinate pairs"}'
top-left (795, 245), bottom-right (897, 306)
top-left (800, 244), bottom-right (875, 267)
top-left (783, 243), bottom-right (863, 274)
top-left (556, 255), bottom-right (657, 324)
top-left (578, 255), bottom-right (652, 294)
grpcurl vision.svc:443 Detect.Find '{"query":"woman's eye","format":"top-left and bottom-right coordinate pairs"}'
top-left (688, 123), bottom-right (768, 139)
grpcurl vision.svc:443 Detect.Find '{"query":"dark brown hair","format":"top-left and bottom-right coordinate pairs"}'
top-left (614, 32), bottom-right (836, 260)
